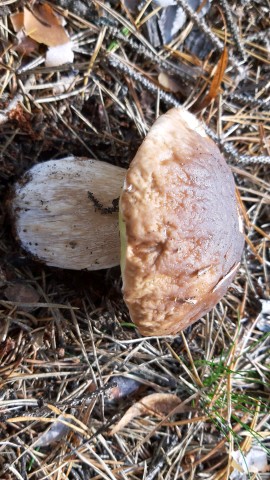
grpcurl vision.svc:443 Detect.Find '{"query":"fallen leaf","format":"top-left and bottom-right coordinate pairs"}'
top-left (32, 3), bottom-right (64, 27)
top-left (110, 393), bottom-right (182, 435)
top-left (195, 47), bottom-right (228, 110)
top-left (10, 5), bottom-right (73, 64)
top-left (23, 6), bottom-right (69, 47)
top-left (208, 47), bottom-right (228, 98)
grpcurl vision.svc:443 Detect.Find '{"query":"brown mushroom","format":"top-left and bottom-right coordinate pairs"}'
top-left (120, 108), bottom-right (244, 335)
top-left (10, 108), bottom-right (244, 335)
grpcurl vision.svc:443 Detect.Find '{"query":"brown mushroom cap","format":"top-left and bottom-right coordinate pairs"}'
top-left (120, 108), bottom-right (244, 336)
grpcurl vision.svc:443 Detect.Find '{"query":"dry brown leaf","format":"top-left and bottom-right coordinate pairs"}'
top-left (10, 11), bottom-right (38, 55)
top-left (23, 6), bottom-right (69, 47)
top-left (110, 393), bottom-right (182, 435)
top-left (207, 47), bottom-right (228, 99)
top-left (195, 47), bottom-right (228, 111)
top-left (32, 4), bottom-right (64, 27)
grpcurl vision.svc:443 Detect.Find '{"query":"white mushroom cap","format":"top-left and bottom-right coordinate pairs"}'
top-left (10, 157), bottom-right (125, 270)
top-left (120, 108), bottom-right (244, 336)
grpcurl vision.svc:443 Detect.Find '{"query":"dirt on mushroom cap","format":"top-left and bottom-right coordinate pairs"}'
top-left (120, 108), bottom-right (245, 336)
top-left (10, 157), bottom-right (126, 271)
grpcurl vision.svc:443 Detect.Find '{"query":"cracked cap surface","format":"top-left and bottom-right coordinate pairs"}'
top-left (120, 108), bottom-right (244, 336)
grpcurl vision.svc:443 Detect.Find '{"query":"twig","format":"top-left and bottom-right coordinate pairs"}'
top-left (227, 92), bottom-right (270, 108)
top-left (104, 24), bottom-right (201, 82)
top-left (146, 436), bottom-right (179, 480)
top-left (108, 53), bottom-right (180, 108)
top-left (108, 54), bottom-right (270, 165)
top-left (175, 0), bottom-right (240, 67)
top-left (175, 0), bottom-right (224, 52)
top-left (219, 0), bottom-right (246, 60)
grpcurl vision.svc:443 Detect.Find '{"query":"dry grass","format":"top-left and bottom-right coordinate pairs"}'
top-left (0, 0), bottom-right (270, 479)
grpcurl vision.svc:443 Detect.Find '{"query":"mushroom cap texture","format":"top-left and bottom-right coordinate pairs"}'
top-left (11, 157), bottom-right (125, 270)
top-left (120, 108), bottom-right (244, 336)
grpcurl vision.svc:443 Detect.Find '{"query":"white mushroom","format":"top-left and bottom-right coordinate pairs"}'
top-left (10, 157), bottom-right (125, 270)
top-left (10, 108), bottom-right (245, 335)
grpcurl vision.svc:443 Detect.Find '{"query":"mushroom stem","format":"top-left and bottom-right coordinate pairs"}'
top-left (10, 157), bottom-right (125, 270)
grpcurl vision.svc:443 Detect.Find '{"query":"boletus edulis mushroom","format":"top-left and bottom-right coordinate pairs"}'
top-left (10, 108), bottom-right (244, 336)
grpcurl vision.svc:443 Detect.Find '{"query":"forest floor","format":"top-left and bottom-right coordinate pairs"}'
top-left (0, 1), bottom-right (270, 479)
